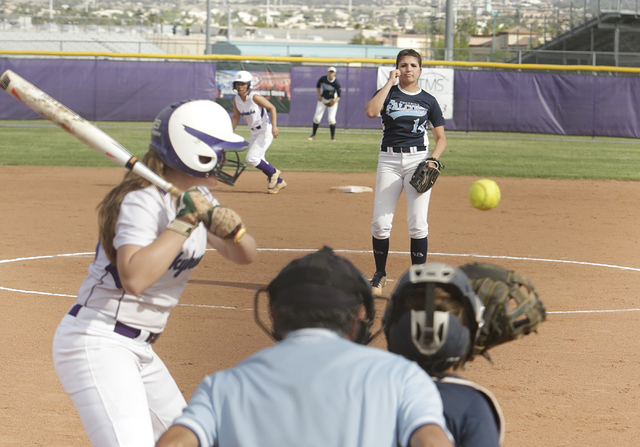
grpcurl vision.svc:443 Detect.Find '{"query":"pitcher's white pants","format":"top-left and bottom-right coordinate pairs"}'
top-left (52, 306), bottom-right (186, 447)
top-left (312, 100), bottom-right (338, 125)
top-left (371, 150), bottom-right (432, 240)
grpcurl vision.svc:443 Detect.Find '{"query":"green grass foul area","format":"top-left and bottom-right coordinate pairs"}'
top-left (1, 121), bottom-right (639, 181)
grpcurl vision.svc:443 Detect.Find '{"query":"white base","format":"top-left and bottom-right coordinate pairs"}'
top-left (329, 185), bottom-right (373, 193)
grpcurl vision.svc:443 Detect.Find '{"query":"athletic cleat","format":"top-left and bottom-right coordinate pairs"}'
top-left (308, 135), bottom-right (316, 141)
top-left (370, 271), bottom-right (386, 297)
top-left (268, 179), bottom-right (287, 194)
top-left (268, 169), bottom-right (281, 190)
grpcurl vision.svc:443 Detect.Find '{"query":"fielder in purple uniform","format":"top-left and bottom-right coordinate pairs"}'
top-left (52, 100), bottom-right (258, 447)
top-left (364, 49), bottom-right (447, 297)
top-left (383, 263), bottom-right (505, 447)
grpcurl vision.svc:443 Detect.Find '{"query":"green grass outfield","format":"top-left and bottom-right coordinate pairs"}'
top-left (1, 121), bottom-right (639, 180)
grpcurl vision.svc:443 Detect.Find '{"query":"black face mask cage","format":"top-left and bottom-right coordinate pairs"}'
top-left (212, 150), bottom-right (246, 186)
top-left (417, 282), bottom-right (437, 349)
top-left (254, 288), bottom-right (277, 341)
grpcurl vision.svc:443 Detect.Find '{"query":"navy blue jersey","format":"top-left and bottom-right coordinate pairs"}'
top-left (378, 85), bottom-right (445, 149)
top-left (317, 75), bottom-right (342, 100)
top-left (434, 376), bottom-right (504, 447)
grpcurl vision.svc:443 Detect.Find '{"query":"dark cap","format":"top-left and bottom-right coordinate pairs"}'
top-left (267, 246), bottom-right (373, 317)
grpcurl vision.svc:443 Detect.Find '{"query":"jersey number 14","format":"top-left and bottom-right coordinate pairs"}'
top-left (412, 118), bottom-right (427, 134)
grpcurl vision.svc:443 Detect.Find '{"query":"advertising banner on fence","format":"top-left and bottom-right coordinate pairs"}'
top-left (216, 61), bottom-right (291, 114)
top-left (377, 67), bottom-right (454, 120)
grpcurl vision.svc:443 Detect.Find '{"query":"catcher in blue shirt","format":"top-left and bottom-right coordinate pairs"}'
top-left (157, 247), bottom-right (454, 447)
top-left (383, 262), bottom-right (546, 447)
top-left (365, 49), bottom-right (447, 297)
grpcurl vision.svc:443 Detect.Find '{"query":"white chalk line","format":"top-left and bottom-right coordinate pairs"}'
top-left (1, 248), bottom-right (639, 315)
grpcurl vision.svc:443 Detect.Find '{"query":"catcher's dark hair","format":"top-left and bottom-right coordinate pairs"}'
top-left (396, 49), bottom-right (422, 68)
top-left (401, 285), bottom-right (466, 324)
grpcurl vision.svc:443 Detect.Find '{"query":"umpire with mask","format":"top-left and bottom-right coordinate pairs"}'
top-left (157, 246), bottom-right (454, 447)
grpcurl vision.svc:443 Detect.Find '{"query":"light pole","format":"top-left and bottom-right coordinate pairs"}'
top-left (444, 0), bottom-right (454, 61)
top-left (425, 17), bottom-right (430, 59)
top-left (228, 0), bottom-right (232, 39)
top-left (205, 0), bottom-right (210, 54)
top-left (485, 3), bottom-right (499, 55)
top-left (491, 12), bottom-right (499, 52)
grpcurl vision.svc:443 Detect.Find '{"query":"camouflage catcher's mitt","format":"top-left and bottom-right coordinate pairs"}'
top-left (460, 262), bottom-right (546, 357)
top-left (409, 157), bottom-right (444, 193)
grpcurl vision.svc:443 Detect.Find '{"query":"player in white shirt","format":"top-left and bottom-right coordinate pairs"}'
top-left (231, 70), bottom-right (287, 194)
top-left (157, 247), bottom-right (454, 447)
top-left (52, 100), bottom-right (258, 447)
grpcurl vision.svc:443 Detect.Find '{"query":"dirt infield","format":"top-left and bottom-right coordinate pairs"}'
top-left (1, 166), bottom-right (639, 447)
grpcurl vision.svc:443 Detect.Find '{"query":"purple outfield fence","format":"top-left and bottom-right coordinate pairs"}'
top-left (1, 58), bottom-right (640, 138)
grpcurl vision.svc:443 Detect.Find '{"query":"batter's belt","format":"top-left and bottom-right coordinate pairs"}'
top-left (68, 304), bottom-right (161, 344)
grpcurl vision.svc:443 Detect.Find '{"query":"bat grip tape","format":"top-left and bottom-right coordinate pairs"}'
top-left (125, 156), bottom-right (138, 170)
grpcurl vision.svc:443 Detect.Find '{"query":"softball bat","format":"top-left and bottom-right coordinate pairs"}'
top-left (0, 69), bottom-right (245, 242)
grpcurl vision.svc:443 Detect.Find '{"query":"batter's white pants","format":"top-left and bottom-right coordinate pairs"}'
top-left (52, 306), bottom-right (186, 447)
top-left (312, 100), bottom-right (338, 125)
top-left (245, 123), bottom-right (273, 168)
top-left (371, 150), bottom-right (432, 240)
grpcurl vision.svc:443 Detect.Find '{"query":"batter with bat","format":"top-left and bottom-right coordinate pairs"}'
top-left (364, 49), bottom-right (447, 297)
top-left (49, 99), bottom-right (257, 447)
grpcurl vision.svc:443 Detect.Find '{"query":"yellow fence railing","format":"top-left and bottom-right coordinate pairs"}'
top-left (3, 49), bottom-right (640, 74)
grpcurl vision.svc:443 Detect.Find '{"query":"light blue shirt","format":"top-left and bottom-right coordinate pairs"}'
top-left (173, 328), bottom-right (451, 447)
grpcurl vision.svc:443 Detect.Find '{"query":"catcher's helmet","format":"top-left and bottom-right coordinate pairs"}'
top-left (149, 99), bottom-right (247, 185)
top-left (233, 70), bottom-right (252, 90)
top-left (254, 246), bottom-right (377, 345)
top-left (383, 263), bottom-right (484, 373)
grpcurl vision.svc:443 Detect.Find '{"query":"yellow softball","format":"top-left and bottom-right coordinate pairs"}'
top-left (469, 179), bottom-right (501, 210)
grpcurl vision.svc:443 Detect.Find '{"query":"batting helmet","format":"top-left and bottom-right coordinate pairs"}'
top-left (254, 246), bottom-right (376, 345)
top-left (233, 70), bottom-right (252, 90)
top-left (383, 263), bottom-right (485, 373)
top-left (149, 99), bottom-right (247, 185)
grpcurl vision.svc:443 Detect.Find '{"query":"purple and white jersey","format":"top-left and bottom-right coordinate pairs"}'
top-left (235, 91), bottom-right (270, 130)
top-left (74, 185), bottom-right (217, 333)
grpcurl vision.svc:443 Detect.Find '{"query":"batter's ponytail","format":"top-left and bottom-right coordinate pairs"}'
top-left (97, 151), bottom-right (166, 265)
